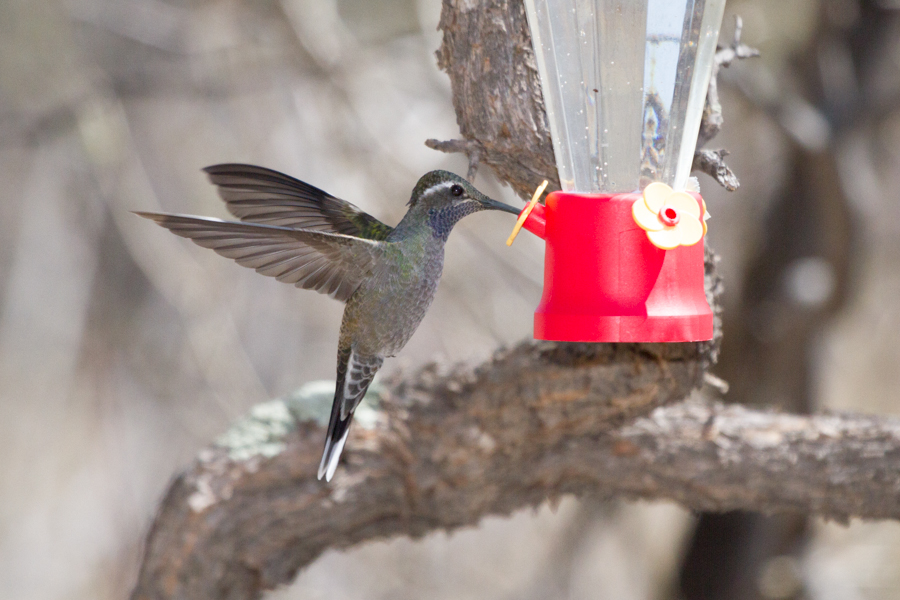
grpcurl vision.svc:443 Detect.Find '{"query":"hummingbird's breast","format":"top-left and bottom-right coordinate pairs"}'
top-left (340, 235), bottom-right (445, 357)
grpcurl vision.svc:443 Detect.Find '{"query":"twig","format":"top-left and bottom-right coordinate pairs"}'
top-left (693, 148), bottom-right (740, 191)
top-left (693, 15), bottom-right (761, 186)
top-left (425, 138), bottom-right (484, 181)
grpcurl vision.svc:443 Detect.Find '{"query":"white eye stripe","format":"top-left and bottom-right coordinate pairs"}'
top-left (421, 180), bottom-right (461, 199)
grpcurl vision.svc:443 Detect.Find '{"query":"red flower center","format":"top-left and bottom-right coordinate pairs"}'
top-left (660, 206), bottom-right (680, 227)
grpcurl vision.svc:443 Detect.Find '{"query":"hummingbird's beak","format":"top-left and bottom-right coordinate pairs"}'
top-left (478, 195), bottom-right (521, 215)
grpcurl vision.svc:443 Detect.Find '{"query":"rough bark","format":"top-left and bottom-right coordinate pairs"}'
top-left (430, 0), bottom-right (556, 197)
top-left (429, 4), bottom-right (754, 195)
top-left (131, 341), bottom-right (900, 599)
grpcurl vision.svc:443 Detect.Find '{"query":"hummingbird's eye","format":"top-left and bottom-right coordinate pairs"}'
top-left (450, 184), bottom-right (464, 197)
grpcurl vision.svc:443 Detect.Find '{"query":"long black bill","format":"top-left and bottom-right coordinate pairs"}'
top-left (479, 196), bottom-right (522, 215)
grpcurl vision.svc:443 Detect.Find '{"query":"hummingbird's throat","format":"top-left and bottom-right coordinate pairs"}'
top-left (427, 203), bottom-right (482, 240)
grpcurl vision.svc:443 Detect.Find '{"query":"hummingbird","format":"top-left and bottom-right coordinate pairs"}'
top-left (137, 164), bottom-right (520, 481)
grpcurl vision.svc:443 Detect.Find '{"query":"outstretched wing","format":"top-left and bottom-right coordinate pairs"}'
top-left (204, 164), bottom-right (394, 241)
top-left (136, 212), bottom-right (384, 302)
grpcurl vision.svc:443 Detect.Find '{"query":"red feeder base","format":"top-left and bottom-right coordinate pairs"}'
top-left (519, 191), bottom-right (713, 343)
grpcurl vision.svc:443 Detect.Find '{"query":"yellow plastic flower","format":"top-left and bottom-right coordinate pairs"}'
top-left (632, 182), bottom-right (709, 250)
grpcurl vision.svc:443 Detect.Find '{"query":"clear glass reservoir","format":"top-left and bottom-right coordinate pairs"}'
top-left (523, 0), bottom-right (727, 193)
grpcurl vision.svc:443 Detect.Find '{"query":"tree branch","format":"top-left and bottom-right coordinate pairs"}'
top-left (425, 137), bottom-right (484, 182)
top-left (692, 148), bottom-right (740, 191)
top-left (428, 3), bottom-right (757, 197)
top-left (691, 16), bottom-right (760, 189)
top-left (131, 339), bottom-right (900, 600)
top-left (431, 0), bottom-right (562, 199)
top-left (696, 15), bottom-right (760, 149)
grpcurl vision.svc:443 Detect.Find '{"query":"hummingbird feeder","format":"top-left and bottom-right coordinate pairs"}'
top-left (508, 0), bottom-right (726, 343)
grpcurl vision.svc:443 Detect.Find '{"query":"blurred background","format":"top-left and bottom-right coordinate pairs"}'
top-left (1, 0), bottom-right (900, 598)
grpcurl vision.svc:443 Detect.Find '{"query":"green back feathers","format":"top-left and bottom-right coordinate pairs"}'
top-left (345, 208), bottom-right (393, 241)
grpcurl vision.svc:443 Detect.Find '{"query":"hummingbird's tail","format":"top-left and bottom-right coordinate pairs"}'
top-left (318, 348), bottom-right (383, 482)
top-left (318, 408), bottom-right (352, 482)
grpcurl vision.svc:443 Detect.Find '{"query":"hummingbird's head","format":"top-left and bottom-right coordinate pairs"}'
top-left (407, 171), bottom-right (520, 240)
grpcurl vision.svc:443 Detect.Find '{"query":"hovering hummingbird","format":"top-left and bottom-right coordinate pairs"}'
top-left (137, 164), bottom-right (520, 481)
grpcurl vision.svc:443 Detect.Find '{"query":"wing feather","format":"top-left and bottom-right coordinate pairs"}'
top-left (204, 164), bottom-right (394, 241)
top-left (136, 212), bottom-right (383, 302)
